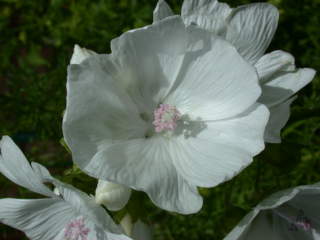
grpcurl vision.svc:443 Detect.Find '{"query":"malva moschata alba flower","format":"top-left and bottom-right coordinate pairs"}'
top-left (0, 136), bottom-right (131, 240)
top-left (153, 0), bottom-right (316, 143)
top-left (224, 182), bottom-right (320, 239)
top-left (63, 16), bottom-right (269, 214)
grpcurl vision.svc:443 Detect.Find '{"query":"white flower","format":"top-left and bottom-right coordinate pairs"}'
top-left (224, 183), bottom-right (320, 239)
top-left (95, 180), bottom-right (132, 211)
top-left (63, 16), bottom-right (269, 214)
top-left (153, 0), bottom-right (316, 143)
top-left (0, 136), bottom-right (131, 240)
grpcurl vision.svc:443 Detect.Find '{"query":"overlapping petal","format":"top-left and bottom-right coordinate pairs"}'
top-left (82, 137), bottom-right (203, 214)
top-left (180, 0), bottom-right (231, 35)
top-left (264, 97), bottom-right (296, 143)
top-left (155, 1), bottom-right (278, 65)
top-left (172, 104), bottom-right (268, 188)
top-left (152, 1), bottom-right (316, 144)
top-left (0, 136), bottom-right (56, 198)
top-left (255, 50), bottom-right (315, 142)
top-left (259, 68), bottom-right (315, 108)
top-left (255, 50), bottom-right (296, 83)
top-left (110, 16), bottom-right (188, 112)
top-left (165, 36), bottom-right (261, 120)
top-left (64, 55), bottom-right (147, 168)
top-left (225, 3), bottom-right (279, 64)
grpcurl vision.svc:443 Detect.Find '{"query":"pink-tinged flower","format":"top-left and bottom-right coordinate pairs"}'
top-left (64, 217), bottom-right (90, 240)
top-left (153, 0), bottom-right (316, 143)
top-left (63, 16), bottom-right (269, 214)
top-left (0, 136), bottom-right (131, 240)
top-left (224, 183), bottom-right (320, 240)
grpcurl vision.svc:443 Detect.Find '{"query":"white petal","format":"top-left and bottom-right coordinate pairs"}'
top-left (63, 54), bottom-right (147, 169)
top-left (172, 104), bottom-right (268, 188)
top-left (132, 221), bottom-right (153, 240)
top-left (70, 44), bottom-right (97, 64)
top-left (255, 50), bottom-right (295, 83)
top-left (110, 16), bottom-right (188, 111)
top-left (181, 0), bottom-right (232, 34)
top-left (153, 0), bottom-right (174, 23)
top-left (50, 179), bottom-right (123, 235)
top-left (226, 3), bottom-right (279, 64)
top-left (82, 137), bottom-right (203, 214)
top-left (264, 97), bottom-right (296, 143)
top-left (95, 180), bottom-right (132, 211)
top-left (31, 161), bottom-right (55, 181)
top-left (166, 37), bottom-right (261, 121)
top-left (259, 68), bottom-right (316, 107)
top-left (223, 209), bottom-right (260, 240)
top-left (0, 136), bottom-right (56, 197)
top-left (0, 198), bottom-right (76, 240)
top-left (30, 162), bottom-right (125, 235)
top-left (0, 197), bottom-right (128, 240)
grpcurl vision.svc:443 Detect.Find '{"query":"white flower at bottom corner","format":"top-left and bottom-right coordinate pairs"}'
top-left (95, 180), bottom-right (132, 211)
top-left (224, 183), bottom-right (320, 240)
top-left (63, 16), bottom-right (269, 215)
top-left (0, 136), bottom-right (131, 240)
top-left (153, 0), bottom-right (316, 143)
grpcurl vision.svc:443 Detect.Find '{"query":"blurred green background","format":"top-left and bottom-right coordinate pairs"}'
top-left (0, 0), bottom-right (319, 239)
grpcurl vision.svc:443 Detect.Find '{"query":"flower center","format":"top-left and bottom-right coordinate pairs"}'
top-left (272, 205), bottom-right (311, 232)
top-left (64, 217), bottom-right (90, 240)
top-left (153, 104), bottom-right (181, 133)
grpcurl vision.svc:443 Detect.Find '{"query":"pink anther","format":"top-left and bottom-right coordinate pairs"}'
top-left (64, 217), bottom-right (90, 240)
top-left (153, 104), bottom-right (181, 133)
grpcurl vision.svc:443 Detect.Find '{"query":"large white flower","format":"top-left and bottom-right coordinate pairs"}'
top-left (224, 183), bottom-right (320, 239)
top-left (0, 136), bottom-right (131, 240)
top-left (63, 16), bottom-right (269, 214)
top-left (153, 0), bottom-right (316, 143)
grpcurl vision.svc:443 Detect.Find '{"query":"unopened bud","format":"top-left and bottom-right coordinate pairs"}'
top-left (95, 180), bottom-right (131, 211)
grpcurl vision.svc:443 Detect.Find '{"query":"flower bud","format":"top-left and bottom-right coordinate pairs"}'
top-left (120, 213), bottom-right (133, 237)
top-left (95, 180), bottom-right (131, 211)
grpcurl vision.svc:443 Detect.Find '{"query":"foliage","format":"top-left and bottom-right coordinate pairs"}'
top-left (0, 0), bottom-right (319, 239)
